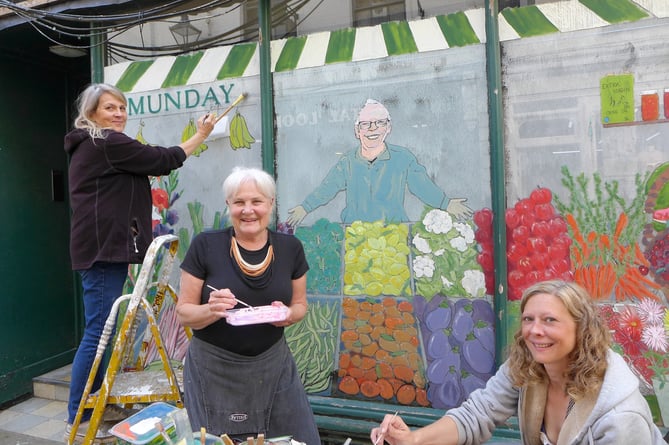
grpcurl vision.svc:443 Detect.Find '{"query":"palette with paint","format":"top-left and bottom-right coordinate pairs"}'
top-left (225, 305), bottom-right (288, 326)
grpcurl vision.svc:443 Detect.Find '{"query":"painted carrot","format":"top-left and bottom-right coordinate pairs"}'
top-left (566, 213), bottom-right (586, 248)
top-left (613, 212), bottom-right (628, 241)
top-left (634, 244), bottom-right (649, 266)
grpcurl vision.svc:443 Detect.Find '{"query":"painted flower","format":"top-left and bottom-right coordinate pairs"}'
top-left (441, 276), bottom-right (453, 288)
top-left (152, 188), bottom-right (170, 211)
top-left (642, 324), bottom-right (668, 353)
top-left (618, 306), bottom-right (644, 342)
top-left (423, 209), bottom-right (453, 234)
top-left (637, 298), bottom-right (666, 325)
top-left (454, 222), bottom-right (475, 244)
top-left (412, 234), bottom-right (431, 254)
top-left (413, 255), bottom-right (435, 278)
top-left (461, 269), bottom-right (485, 298)
top-left (165, 209), bottom-right (179, 226)
top-left (450, 236), bottom-right (468, 252)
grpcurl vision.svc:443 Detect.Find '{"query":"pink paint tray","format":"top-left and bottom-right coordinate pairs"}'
top-left (225, 305), bottom-right (288, 326)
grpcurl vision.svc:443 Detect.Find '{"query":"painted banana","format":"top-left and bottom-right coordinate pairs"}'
top-left (229, 112), bottom-right (242, 149)
top-left (229, 111), bottom-right (255, 150)
top-left (181, 117), bottom-right (208, 156)
top-left (135, 120), bottom-right (149, 144)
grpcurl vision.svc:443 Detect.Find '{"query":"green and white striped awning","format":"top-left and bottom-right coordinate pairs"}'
top-left (105, 0), bottom-right (668, 93)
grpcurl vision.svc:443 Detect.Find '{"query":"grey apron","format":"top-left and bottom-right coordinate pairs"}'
top-left (183, 336), bottom-right (320, 444)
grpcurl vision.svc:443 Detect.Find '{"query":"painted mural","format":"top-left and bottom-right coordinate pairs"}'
top-left (104, 1), bottom-right (669, 428)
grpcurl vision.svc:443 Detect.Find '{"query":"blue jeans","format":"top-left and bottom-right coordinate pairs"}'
top-left (67, 262), bottom-right (128, 424)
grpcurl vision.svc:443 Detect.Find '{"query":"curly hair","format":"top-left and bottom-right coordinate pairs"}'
top-left (73, 83), bottom-right (127, 139)
top-left (506, 280), bottom-right (611, 400)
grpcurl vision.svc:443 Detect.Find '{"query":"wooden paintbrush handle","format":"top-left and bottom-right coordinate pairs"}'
top-left (215, 94), bottom-right (247, 123)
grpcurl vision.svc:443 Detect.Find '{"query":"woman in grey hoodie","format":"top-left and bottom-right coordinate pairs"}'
top-left (371, 280), bottom-right (666, 445)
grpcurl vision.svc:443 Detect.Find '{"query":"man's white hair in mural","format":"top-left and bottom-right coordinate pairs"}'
top-left (286, 98), bottom-right (473, 226)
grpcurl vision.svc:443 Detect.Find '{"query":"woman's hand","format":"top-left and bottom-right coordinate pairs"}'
top-left (207, 287), bottom-right (238, 317)
top-left (179, 113), bottom-right (215, 156)
top-left (270, 301), bottom-right (292, 327)
top-left (371, 413), bottom-right (412, 445)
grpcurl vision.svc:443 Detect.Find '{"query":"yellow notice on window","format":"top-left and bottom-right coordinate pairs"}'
top-left (600, 74), bottom-right (634, 124)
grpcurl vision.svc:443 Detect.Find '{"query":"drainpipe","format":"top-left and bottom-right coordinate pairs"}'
top-left (258, 0), bottom-right (276, 177)
top-left (90, 23), bottom-right (104, 83)
top-left (485, 0), bottom-right (508, 367)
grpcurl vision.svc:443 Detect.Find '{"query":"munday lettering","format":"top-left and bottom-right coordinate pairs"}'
top-left (185, 89), bottom-right (200, 108)
top-left (218, 83), bottom-right (234, 103)
top-left (147, 94), bottom-right (162, 114)
top-left (202, 87), bottom-right (221, 109)
top-left (128, 96), bottom-right (144, 115)
top-left (127, 83), bottom-right (237, 116)
top-left (164, 91), bottom-right (181, 111)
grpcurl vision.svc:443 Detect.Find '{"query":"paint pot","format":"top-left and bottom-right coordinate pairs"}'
top-left (641, 90), bottom-right (659, 121)
top-left (192, 432), bottom-right (224, 445)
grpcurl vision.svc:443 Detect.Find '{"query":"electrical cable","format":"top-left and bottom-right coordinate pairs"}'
top-left (0, 0), bottom-right (324, 58)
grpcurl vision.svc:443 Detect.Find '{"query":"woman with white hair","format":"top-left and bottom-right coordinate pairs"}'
top-left (177, 166), bottom-right (320, 443)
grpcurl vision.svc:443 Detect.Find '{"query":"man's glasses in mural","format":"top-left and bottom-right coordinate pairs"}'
top-left (357, 119), bottom-right (390, 130)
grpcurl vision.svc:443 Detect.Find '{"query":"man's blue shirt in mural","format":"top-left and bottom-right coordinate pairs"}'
top-left (301, 143), bottom-right (448, 223)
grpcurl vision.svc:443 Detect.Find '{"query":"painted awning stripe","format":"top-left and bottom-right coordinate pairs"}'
top-left (275, 35), bottom-right (307, 72)
top-left (243, 44), bottom-right (261, 77)
top-left (537, 1), bottom-right (609, 32)
top-left (135, 57), bottom-right (176, 92)
top-left (296, 31), bottom-right (330, 69)
top-left (353, 25), bottom-right (388, 61)
top-left (580, 0), bottom-right (648, 23)
top-left (498, 12), bottom-right (521, 41)
top-left (436, 12), bottom-right (481, 47)
top-left (634, 0), bottom-right (669, 18)
top-left (408, 17), bottom-right (449, 51)
top-left (187, 45), bottom-right (233, 85)
top-left (381, 21), bottom-right (418, 56)
top-left (501, 6), bottom-right (559, 38)
top-left (270, 38), bottom-right (287, 71)
top-left (217, 42), bottom-right (257, 79)
top-left (105, 60), bottom-right (132, 88)
top-left (464, 9), bottom-right (487, 43)
top-left (325, 28), bottom-right (356, 64)
top-left (107, 2), bottom-right (666, 93)
top-left (162, 52), bottom-right (204, 88)
top-left (116, 60), bottom-right (154, 92)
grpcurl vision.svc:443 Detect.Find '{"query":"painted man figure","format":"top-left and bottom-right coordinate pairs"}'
top-left (287, 99), bottom-right (472, 226)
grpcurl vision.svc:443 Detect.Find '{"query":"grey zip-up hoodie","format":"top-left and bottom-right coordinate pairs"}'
top-left (447, 350), bottom-right (665, 445)
top-left (64, 128), bottom-right (186, 270)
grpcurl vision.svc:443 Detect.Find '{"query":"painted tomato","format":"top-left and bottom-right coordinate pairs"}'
top-left (530, 187), bottom-right (552, 205)
top-left (505, 208), bottom-right (521, 229)
top-left (473, 208), bottom-right (493, 229)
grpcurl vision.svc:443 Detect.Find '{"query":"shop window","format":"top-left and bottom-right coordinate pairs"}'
top-left (245, 0), bottom-right (298, 40)
top-left (353, 0), bottom-right (406, 27)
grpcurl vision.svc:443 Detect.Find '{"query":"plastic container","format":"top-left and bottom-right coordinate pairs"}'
top-left (225, 305), bottom-right (288, 326)
top-left (192, 432), bottom-right (224, 445)
top-left (110, 402), bottom-right (178, 444)
top-left (641, 90), bottom-right (659, 121)
top-left (239, 437), bottom-right (293, 445)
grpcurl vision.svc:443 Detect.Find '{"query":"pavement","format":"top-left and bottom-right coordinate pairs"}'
top-left (0, 429), bottom-right (62, 445)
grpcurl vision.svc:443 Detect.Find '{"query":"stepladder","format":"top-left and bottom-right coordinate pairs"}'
top-left (67, 234), bottom-right (192, 445)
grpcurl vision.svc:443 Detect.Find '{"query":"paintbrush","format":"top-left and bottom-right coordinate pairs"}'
top-left (373, 411), bottom-right (399, 445)
top-left (206, 284), bottom-right (254, 310)
top-left (215, 93), bottom-right (248, 123)
top-left (155, 421), bottom-right (174, 445)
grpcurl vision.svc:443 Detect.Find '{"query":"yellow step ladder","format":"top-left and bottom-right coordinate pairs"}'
top-left (67, 234), bottom-right (191, 445)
